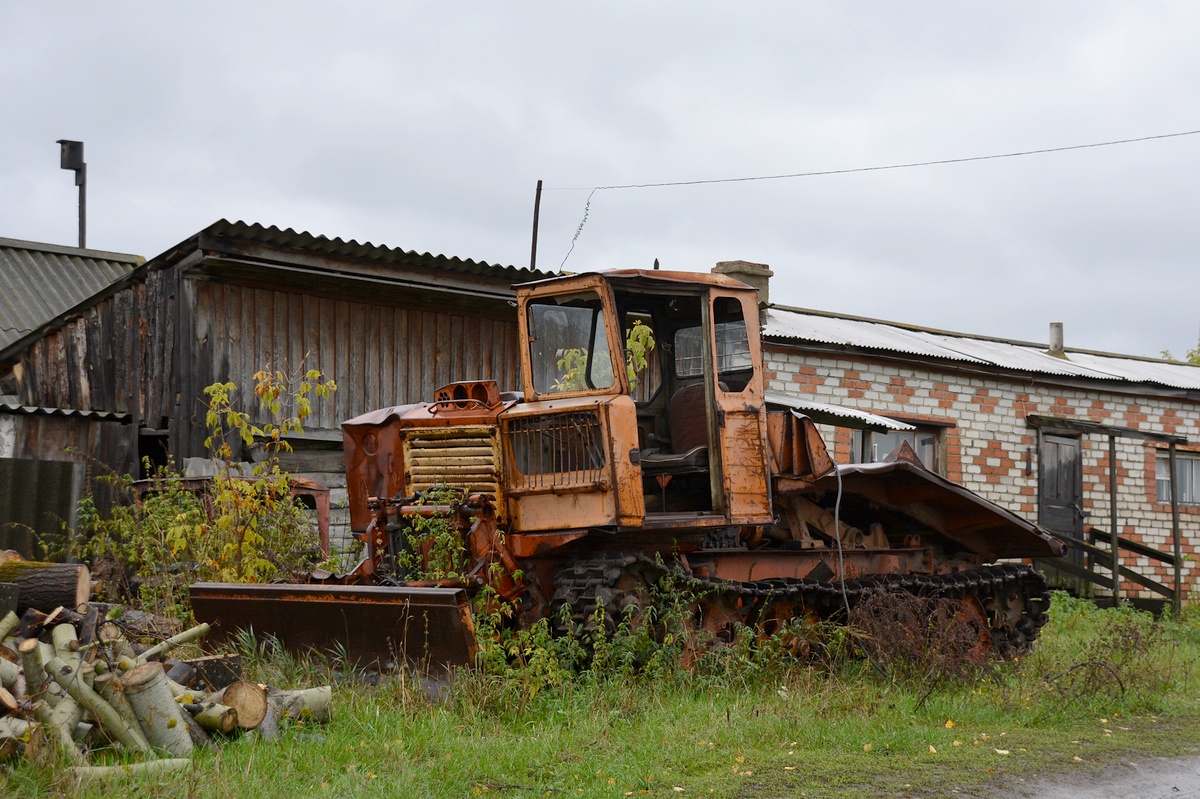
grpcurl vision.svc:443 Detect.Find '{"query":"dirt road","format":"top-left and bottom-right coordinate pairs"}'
top-left (999, 755), bottom-right (1200, 798)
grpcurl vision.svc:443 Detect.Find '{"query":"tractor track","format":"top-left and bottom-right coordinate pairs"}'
top-left (552, 551), bottom-right (1052, 658)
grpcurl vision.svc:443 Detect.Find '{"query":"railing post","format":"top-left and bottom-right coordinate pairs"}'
top-left (1169, 442), bottom-right (1182, 616)
top-left (1108, 434), bottom-right (1119, 607)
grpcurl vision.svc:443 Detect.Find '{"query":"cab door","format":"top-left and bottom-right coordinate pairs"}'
top-left (709, 292), bottom-right (773, 524)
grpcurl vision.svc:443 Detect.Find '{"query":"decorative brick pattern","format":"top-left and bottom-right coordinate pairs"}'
top-left (765, 345), bottom-right (1199, 600)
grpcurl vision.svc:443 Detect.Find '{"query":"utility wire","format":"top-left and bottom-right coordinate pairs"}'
top-left (555, 127), bottom-right (1200, 266)
top-left (555, 128), bottom-right (1200, 192)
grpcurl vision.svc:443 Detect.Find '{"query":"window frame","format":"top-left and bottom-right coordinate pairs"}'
top-left (1156, 450), bottom-right (1200, 505)
top-left (851, 425), bottom-right (945, 474)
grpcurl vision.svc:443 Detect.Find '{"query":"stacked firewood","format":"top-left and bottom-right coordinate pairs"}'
top-left (0, 595), bottom-right (333, 779)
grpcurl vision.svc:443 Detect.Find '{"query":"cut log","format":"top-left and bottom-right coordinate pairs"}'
top-left (0, 657), bottom-right (17, 690)
top-left (178, 704), bottom-right (210, 749)
top-left (17, 606), bottom-right (62, 638)
top-left (189, 702), bottom-right (238, 735)
top-left (70, 757), bottom-right (192, 781)
top-left (17, 638), bottom-right (46, 698)
top-left (122, 662), bottom-right (193, 757)
top-left (0, 563), bottom-right (89, 614)
top-left (252, 702), bottom-right (280, 741)
top-left (0, 716), bottom-right (33, 737)
top-left (165, 659), bottom-right (198, 688)
top-left (97, 621), bottom-right (136, 660)
top-left (267, 686), bottom-right (333, 724)
top-left (94, 673), bottom-right (145, 748)
top-left (0, 609), bottom-right (18, 641)
top-left (0, 685), bottom-right (17, 716)
top-left (44, 656), bottom-right (151, 755)
top-left (51, 623), bottom-right (83, 679)
top-left (33, 700), bottom-right (84, 765)
top-left (214, 680), bottom-right (267, 730)
top-left (135, 622), bottom-right (211, 665)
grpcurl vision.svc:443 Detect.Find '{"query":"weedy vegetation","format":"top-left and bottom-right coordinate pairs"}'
top-left (4, 582), bottom-right (1200, 799)
top-left (8, 368), bottom-right (1199, 797)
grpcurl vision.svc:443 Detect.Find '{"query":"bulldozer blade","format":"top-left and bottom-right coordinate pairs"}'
top-left (189, 582), bottom-right (478, 673)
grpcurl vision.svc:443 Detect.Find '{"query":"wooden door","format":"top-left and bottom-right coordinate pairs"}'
top-left (1038, 432), bottom-right (1086, 592)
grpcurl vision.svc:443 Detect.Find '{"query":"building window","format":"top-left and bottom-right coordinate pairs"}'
top-left (851, 427), bottom-right (941, 472)
top-left (1156, 452), bottom-right (1200, 505)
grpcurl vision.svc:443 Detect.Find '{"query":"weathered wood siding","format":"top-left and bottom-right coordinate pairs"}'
top-left (0, 410), bottom-right (136, 555)
top-left (13, 267), bottom-right (524, 467)
top-left (180, 280), bottom-right (521, 458)
top-left (17, 282), bottom-right (144, 415)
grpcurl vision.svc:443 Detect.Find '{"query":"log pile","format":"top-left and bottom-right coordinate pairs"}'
top-left (0, 601), bottom-right (333, 777)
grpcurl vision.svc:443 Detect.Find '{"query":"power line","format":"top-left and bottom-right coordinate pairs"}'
top-left (554, 128), bottom-right (1200, 192)
top-left (555, 127), bottom-right (1200, 266)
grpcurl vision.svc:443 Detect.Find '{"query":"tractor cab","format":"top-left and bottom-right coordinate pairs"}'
top-left (514, 270), bottom-right (773, 529)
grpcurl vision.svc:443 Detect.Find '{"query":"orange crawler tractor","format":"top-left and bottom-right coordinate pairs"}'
top-left (192, 270), bottom-right (1063, 669)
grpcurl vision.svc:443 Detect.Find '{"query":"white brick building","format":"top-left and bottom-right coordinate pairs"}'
top-left (718, 262), bottom-right (1200, 606)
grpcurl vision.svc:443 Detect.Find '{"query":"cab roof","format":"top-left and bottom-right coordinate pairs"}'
top-left (514, 269), bottom-right (755, 293)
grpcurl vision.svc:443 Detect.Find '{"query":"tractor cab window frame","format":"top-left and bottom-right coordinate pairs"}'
top-left (526, 291), bottom-right (617, 396)
top-left (622, 309), bottom-right (662, 405)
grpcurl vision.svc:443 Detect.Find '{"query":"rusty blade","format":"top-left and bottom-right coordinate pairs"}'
top-left (189, 582), bottom-right (477, 673)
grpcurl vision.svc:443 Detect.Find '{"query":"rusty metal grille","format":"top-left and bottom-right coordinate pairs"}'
top-left (504, 411), bottom-right (606, 492)
top-left (403, 426), bottom-right (500, 497)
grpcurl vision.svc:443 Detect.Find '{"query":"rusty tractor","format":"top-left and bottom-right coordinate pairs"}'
top-left (192, 269), bottom-right (1063, 670)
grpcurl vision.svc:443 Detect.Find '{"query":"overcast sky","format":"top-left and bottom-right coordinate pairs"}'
top-left (2, 3), bottom-right (1197, 359)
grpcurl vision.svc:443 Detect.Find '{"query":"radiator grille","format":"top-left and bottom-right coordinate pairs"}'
top-left (504, 411), bottom-right (606, 492)
top-left (403, 426), bottom-right (500, 496)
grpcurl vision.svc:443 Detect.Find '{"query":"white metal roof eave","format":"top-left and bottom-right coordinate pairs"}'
top-left (764, 390), bottom-right (916, 432)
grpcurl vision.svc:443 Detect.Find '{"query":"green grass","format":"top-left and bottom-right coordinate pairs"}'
top-left (5, 593), bottom-right (1200, 799)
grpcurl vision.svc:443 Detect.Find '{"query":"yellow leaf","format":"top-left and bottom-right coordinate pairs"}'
top-left (784, 766), bottom-right (796, 771)
top-left (929, 745), bottom-right (937, 754)
top-left (953, 740), bottom-right (963, 747)
top-left (863, 744), bottom-right (872, 752)
top-left (945, 720), bottom-right (955, 729)
top-left (1074, 755), bottom-right (1084, 762)
top-left (994, 749), bottom-right (1010, 755)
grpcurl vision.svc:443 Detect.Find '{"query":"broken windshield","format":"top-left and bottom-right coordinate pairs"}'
top-left (527, 292), bottom-right (615, 395)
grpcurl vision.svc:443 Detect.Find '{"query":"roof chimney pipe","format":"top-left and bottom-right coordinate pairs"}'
top-left (56, 139), bottom-right (86, 248)
top-left (1047, 322), bottom-right (1065, 358)
top-left (712, 260), bottom-right (773, 307)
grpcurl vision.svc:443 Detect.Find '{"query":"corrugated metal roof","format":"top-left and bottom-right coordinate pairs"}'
top-left (764, 305), bottom-right (1200, 391)
top-left (764, 390), bottom-right (916, 432)
top-left (0, 401), bottom-right (130, 421)
top-left (193, 219), bottom-right (554, 283)
top-left (0, 238), bottom-right (141, 352)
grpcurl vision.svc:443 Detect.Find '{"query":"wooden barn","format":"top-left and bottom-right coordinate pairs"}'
top-left (0, 220), bottom-right (550, 552)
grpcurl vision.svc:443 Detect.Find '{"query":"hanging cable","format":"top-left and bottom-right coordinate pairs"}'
top-left (555, 127), bottom-right (1200, 266)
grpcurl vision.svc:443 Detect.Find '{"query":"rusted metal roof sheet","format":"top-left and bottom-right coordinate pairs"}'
top-left (0, 238), bottom-right (141, 352)
top-left (816, 460), bottom-right (1066, 560)
top-left (764, 306), bottom-right (1200, 391)
top-left (187, 219), bottom-right (553, 283)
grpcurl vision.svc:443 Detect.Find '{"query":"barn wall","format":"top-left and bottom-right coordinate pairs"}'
top-left (180, 279), bottom-right (521, 458)
top-left (17, 282), bottom-right (145, 415)
top-left (0, 410), bottom-right (135, 557)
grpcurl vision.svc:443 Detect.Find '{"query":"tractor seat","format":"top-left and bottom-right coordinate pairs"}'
top-left (641, 444), bottom-right (709, 474)
top-left (640, 383), bottom-right (711, 476)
